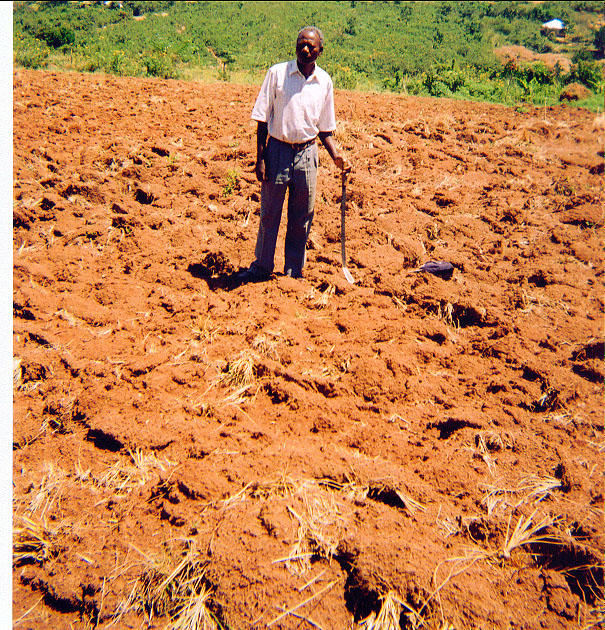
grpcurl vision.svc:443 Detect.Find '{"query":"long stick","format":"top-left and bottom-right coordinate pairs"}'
top-left (340, 171), bottom-right (355, 284)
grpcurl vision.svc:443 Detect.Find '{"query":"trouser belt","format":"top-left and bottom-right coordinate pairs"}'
top-left (273, 136), bottom-right (317, 152)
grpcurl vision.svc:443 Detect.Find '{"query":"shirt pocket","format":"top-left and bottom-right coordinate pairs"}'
top-left (299, 84), bottom-right (323, 124)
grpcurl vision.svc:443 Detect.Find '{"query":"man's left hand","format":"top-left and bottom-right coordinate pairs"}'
top-left (334, 156), bottom-right (352, 173)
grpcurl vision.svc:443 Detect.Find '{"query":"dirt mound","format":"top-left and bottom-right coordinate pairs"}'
top-left (560, 82), bottom-right (593, 102)
top-left (495, 45), bottom-right (573, 73)
top-left (13, 69), bottom-right (604, 629)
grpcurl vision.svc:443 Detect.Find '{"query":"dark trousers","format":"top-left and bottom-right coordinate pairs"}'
top-left (251, 137), bottom-right (318, 278)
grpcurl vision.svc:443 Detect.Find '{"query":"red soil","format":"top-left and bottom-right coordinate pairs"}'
top-left (13, 69), bottom-right (604, 629)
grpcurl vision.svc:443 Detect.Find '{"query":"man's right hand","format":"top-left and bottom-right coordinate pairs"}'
top-left (255, 159), bottom-right (266, 181)
top-left (255, 122), bottom-right (268, 181)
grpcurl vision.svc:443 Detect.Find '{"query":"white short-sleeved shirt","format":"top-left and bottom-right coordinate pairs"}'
top-left (251, 60), bottom-right (336, 144)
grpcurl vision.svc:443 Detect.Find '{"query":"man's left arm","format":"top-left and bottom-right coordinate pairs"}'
top-left (319, 132), bottom-right (351, 172)
top-left (317, 77), bottom-right (351, 172)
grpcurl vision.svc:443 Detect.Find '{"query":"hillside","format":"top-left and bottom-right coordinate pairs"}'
top-left (12, 68), bottom-right (604, 629)
top-left (13, 1), bottom-right (605, 109)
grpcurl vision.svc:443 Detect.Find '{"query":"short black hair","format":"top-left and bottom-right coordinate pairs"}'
top-left (297, 26), bottom-right (324, 50)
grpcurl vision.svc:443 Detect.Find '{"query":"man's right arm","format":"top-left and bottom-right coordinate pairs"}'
top-left (255, 121), bottom-right (268, 181)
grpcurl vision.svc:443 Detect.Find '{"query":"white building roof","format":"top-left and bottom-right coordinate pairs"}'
top-left (542, 19), bottom-right (565, 30)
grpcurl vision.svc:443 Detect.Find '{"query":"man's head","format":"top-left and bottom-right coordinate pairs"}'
top-left (296, 27), bottom-right (323, 67)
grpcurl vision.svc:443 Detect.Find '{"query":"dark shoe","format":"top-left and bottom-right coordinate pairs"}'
top-left (235, 267), bottom-right (271, 284)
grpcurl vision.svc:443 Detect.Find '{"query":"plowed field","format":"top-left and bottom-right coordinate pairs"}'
top-left (13, 69), bottom-right (604, 629)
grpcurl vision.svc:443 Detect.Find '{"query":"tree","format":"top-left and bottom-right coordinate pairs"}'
top-left (344, 16), bottom-right (357, 36)
top-left (36, 25), bottom-right (75, 49)
top-left (594, 25), bottom-right (605, 59)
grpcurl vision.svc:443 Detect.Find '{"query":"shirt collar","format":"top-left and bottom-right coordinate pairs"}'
top-left (289, 59), bottom-right (319, 82)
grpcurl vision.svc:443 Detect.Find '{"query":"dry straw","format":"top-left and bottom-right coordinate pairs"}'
top-left (438, 301), bottom-right (457, 329)
top-left (476, 430), bottom-right (506, 453)
top-left (283, 489), bottom-right (345, 575)
top-left (94, 449), bottom-right (175, 495)
top-left (393, 488), bottom-right (426, 516)
top-left (218, 351), bottom-right (257, 388)
top-left (500, 507), bottom-right (559, 559)
top-left (313, 283), bottom-right (336, 309)
top-left (165, 584), bottom-right (221, 630)
top-left (24, 462), bottom-right (67, 516)
top-left (189, 314), bottom-right (220, 343)
top-left (516, 474), bottom-right (562, 502)
top-left (481, 473), bottom-right (563, 516)
top-left (222, 476), bottom-right (354, 575)
top-left (358, 591), bottom-right (404, 630)
top-left (115, 545), bottom-right (223, 629)
top-left (267, 579), bottom-right (338, 627)
top-left (251, 332), bottom-right (280, 360)
top-left (13, 515), bottom-right (59, 566)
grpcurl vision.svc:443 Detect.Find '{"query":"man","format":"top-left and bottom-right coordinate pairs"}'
top-left (236, 26), bottom-right (350, 283)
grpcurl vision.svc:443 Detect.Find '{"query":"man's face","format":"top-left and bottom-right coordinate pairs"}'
top-left (296, 30), bottom-right (322, 66)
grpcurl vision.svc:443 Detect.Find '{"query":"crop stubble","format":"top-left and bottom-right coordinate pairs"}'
top-left (13, 69), bottom-right (604, 629)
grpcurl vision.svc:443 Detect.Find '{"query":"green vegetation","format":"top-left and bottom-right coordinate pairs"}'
top-left (221, 169), bottom-right (240, 198)
top-left (13, 1), bottom-right (605, 109)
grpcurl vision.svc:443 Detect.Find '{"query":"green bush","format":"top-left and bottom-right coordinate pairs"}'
top-left (422, 69), bottom-right (449, 97)
top-left (14, 41), bottom-right (49, 69)
top-left (79, 54), bottom-right (102, 73)
top-left (331, 65), bottom-right (358, 90)
top-left (142, 53), bottom-right (176, 79)
top-left (441, 68), bottom-right (466, 92)
top-left (594, 26), bottom-right (605, 59)
top-left (567, 60), bottom-right (603, 91)
top-left (104, 50), bottom-right (137, 76)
